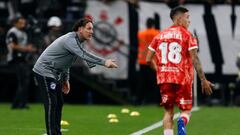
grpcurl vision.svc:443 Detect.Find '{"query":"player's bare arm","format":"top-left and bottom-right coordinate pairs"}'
top-left (146, 49), bottom-right (156, 69)
top-left (146, 50), bottom-right (157, 71)
top-left (150, 58), bottom-right (157, 71)
top-left (189, 49), bottom-right (213, 95)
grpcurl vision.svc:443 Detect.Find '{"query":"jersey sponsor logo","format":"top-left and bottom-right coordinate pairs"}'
top-left (180, 98), bottom-right (192, 105)
top-left (160, 66), bottom-right (180, 72)
top-left (50, 82), bottom-right (56, 90)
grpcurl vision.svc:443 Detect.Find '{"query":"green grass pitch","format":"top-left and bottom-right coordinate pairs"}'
top-left (0, 104), bottom-right (239, 135)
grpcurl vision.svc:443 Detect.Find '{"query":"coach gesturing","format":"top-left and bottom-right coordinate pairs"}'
top-left (33, 18), bottom-right (117, 135)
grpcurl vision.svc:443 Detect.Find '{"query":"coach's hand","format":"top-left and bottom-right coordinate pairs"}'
top-left (201, 79), bottom-right (213, 96)
top-left (105, 59), bottom-right (118, 68)
top-left (62, 80), bottom-right (70, 94)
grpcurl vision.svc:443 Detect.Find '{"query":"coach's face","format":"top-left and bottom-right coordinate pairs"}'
top-left (79, 22), bottom-right (94, 40)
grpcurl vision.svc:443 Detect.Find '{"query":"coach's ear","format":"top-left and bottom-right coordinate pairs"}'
top-left (78, 26), bottom-right (83, 33)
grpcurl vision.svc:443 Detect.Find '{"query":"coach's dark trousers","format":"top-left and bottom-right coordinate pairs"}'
top-left (34, 73), bottom-right (63, 135)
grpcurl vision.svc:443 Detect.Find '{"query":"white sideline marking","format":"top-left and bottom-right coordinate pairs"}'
top-left (130, 107), bottom-right (200, 135)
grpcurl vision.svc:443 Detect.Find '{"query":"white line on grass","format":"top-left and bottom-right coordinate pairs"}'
top-left (130, 107), bottom-right (200, 135)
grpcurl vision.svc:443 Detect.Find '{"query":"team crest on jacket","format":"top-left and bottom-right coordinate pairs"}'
top-left (50, 82), bottom-right (56, 90)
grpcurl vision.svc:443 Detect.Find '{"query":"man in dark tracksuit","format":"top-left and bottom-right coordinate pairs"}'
top-left (33, 18), bottom-right (117, 135)
top-left (6, 17), bottom-right (36, 109)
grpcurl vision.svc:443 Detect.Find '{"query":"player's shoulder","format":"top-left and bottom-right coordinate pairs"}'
top-left (152, 32), bottom-right (162, 40)
top-left (151, 28), bottom-right (170, 41)
top-left (178, 26), bottom-right (192, 36)
top-left (161, 27), bottom-right (171, 33)
top-left (156, 27), bottom-right (172, 38)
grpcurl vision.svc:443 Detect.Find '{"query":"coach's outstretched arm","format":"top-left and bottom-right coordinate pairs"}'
top-left (64, 40), bottom-right (118, 68)
top-left (79, 49), bottom-right (118, 68)
top-left (189, 49), bottom-right (213, 95)
top-left (105, 59), bottom-right (118, 68)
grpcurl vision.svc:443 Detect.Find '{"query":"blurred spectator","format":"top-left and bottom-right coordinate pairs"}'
top-left (18, 0), bottom-right (36, 17)
top-left (6, 16), bottom-right (36, 109)
top-left (35, 0), bottom-right (66, 18)
top-left (0, 0), bottom-right (9, 21)
top-left (236, 53), bottom-right (240, 80)
top-left (0, 22), bottom-right (7, 62)
top-left (7, 0), bottom-right (19, 22)
top-left (65, 0), bottom-right (86, 21)
top-left (234, 53), bottom-right (240, 104)
top-left (128, 0), bottom-right (139, 8)
top-left (43, 16), bottom-right (62, 50)
top-left (100, 0), bottom-right (117, 4)
top-left (164, 0), bottom-right (186, 8)
top-left (136, 18), bottom-right (160, 105)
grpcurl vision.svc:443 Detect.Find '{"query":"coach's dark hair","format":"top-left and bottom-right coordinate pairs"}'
top-left (72, 18), bottom-right (93, 31)
top-left (170, 6), bottom-right (189, 20)
top-left (146, 18), bottom-right (155, 28)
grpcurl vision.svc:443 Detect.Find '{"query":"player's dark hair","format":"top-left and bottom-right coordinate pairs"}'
top-left (146, 18), bottom-right (155, 28)
top-left (72, 18), bottom-right (93, 31)
top-left (170, 6), bottom-right (189, 20)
